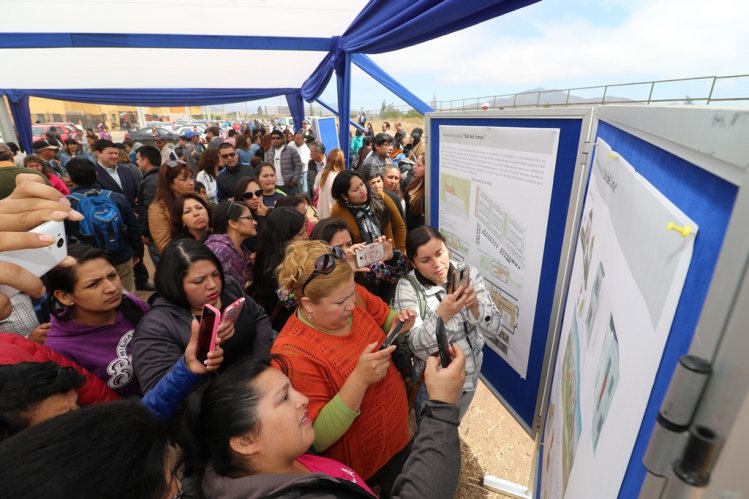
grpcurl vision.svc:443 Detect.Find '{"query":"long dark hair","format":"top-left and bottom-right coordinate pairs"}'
top-left (405, 225), bottom-right (446, 261)
top-left (47, 244), bottom-right (144, 327)
top-left (170, 192), bottom-right (213, 240)
top-left (197, 147), bottom-right (220, 180)
top-left (181, 359), bottom-right (273, 478)
top-left (331, 170), bottom-right (390, 228)
top-left (248, 208), bottom-right (305, 305)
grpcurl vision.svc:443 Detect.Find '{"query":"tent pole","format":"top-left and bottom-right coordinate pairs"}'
top-left (336, 51), bottom-right (352, 166)
top-left (351, 53), bottom-right (433, 115)
top-left (0, 96), bottom-right (17, 145)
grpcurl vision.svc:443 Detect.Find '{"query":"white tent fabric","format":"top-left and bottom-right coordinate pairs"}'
top-left (0, 0), bottom-right (367, 89)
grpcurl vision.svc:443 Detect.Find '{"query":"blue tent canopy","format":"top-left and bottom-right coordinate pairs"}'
top-left (0, 0), bottom-right (539, 154)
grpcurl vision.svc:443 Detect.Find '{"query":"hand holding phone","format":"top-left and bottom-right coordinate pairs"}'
top-left (0, 220), bottom-right (68, 299)
top-left (196, 304), bottom-right (221, 363)
top-left (448, 263), bottom-right (470, 295)
top-left (435, 317), bottom-right (451, 368)
top-left (221, 297), bottom-right (245, 324)
top-left (355, 241), bottom-right (386, 268)
top-left (380, 321), bottom-right (405, 350)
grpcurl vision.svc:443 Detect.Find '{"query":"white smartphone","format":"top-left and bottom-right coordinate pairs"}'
top-left (355, 241), bottom-right (386, 268)
top-left (0, 220), bottom-right (68, 297)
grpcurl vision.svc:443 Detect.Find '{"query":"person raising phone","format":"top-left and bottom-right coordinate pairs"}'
top-left (133, 239), bottom-right (273, 393)
top-left (392, 226), bottom-right (503, 421)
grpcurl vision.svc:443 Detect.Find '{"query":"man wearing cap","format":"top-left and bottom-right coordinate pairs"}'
top-left (301, 119), bottom-right (314, 139)
top-left (183, 131), bottom-right (203, 174)
top-left (32, 139), bottom-right (67, 181)
top-left (154, 136), bottom-right (177, 166)
top-left (0, 143), bottom-right (47, 198)
top-left (358, 132), bottom-right (393, 174)
top-left (264, 129), bottom-right (303, 195)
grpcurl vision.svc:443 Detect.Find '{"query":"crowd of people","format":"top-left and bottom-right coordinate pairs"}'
top-left (0, 118), bottom-right (504, 498)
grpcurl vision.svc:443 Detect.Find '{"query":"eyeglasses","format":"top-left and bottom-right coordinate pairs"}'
top-left (220, 152), bottom-right (237, 159)
top-left (235, 215), bottom-right (254, 222)
top-left (241, 189), bottom-right (264, 200)
top-left (165, 160), bottom-right (187, 168)
top-left (271, 136), bottom-right (283, 140)
top-left (300, 246), bottom-right (347, 296)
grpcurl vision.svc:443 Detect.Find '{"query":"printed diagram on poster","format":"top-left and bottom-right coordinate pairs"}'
top-left (541, 139), bottom-right (697, 499)
top-left (438, 125), bottom-right (560, 378)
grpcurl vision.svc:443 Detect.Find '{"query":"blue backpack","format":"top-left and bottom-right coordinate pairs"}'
top-left (68, 189), bottom-right (127, 254)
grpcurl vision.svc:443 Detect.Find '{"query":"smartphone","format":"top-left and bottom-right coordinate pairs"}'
top-left (380, 320), bottom-right (405, 350)
top-left (221, 297), bottom-right (245, 324)
top-left (196, 304), bottom-right (221, 363)
top-left (435, 318), bottom-right (451, 368)
top-left (448, 263), bottom-right (470, 295)
top-left (355, 241), bottom-right (386, 268)
top-left (0, 221), bottom-right (67, 297)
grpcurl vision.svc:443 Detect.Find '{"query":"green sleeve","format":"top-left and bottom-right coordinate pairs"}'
top-left (312, 394), bottom-right (361, 452)
top-left (383, 309), bottom-right (398, 333)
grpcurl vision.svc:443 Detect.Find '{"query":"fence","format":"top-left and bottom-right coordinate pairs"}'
top-left (361, 74), bottom-right (749, 117)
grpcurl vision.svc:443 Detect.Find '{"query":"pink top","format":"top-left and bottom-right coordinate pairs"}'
top-left (48, 173), bottom-right (70, 195)
top-left (296, 453), bottom-right (374, 495)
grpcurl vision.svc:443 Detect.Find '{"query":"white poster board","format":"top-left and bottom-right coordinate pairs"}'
top-left (438, 125), bottom-right (560, 378)
top-left (540, 138), bottom-right (697, 498)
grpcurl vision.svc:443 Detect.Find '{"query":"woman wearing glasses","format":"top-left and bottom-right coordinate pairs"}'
top-left (205, 201), bottom-right (257, 288)
top-left (271, 240), bottom-right (416, 496)
top-left (133, 239), bottom-right (273, 393)
top-left (256, 162), bottom-right (286, 208)
top-left (149, 160), bottom-right (195, 253)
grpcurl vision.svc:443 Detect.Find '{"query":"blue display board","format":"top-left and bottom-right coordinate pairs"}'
top-left (426, 112), bottom-right (589, 432)
top-left (314, 116), bottom-right (339, 154)
top-left (591, 121), bottom-right (738, 498)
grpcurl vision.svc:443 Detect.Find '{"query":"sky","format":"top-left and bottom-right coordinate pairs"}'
top-left (309, 0), bottom-right (749, 112)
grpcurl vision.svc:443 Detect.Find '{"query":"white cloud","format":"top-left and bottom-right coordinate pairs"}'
top-left (371, 0), bottom-right (749, 92)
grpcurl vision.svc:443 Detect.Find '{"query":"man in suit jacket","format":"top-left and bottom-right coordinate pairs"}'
top-left (93, 139), bottom-right (139, 208)
top-left (94, 139), bottom-right (153, 290)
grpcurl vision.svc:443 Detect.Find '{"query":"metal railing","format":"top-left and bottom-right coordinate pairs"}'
top-left (362, 74), bottom-right (749, 117)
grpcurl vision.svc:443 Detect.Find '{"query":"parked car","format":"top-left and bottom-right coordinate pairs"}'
top-left (32, 122), bottom-right (79, 142)
top-left (124, 127), bottom-right (180, 145)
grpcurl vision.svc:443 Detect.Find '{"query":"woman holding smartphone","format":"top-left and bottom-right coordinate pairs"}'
top-left (391, 226), bottom-right (503, 421)
top-left (331, 170), bottom-right (406, 253)
top-left (133, 239), bottom-right (273, 393)
top-left (271, 240), bottom-right (416, 495)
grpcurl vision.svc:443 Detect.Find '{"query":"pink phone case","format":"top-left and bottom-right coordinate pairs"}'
top-left (221, 297), bottom-right (246, 324)
top-left (197, 304), bottom-right (221, 361)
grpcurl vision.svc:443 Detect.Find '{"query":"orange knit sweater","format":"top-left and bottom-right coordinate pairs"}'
top-left (271, 285), bottom-right (410, 480)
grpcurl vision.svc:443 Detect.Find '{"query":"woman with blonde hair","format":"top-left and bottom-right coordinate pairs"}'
top-left (271, 240), bottom-right (416, 496)
top-left (313, 148), bottom-right (345, 219)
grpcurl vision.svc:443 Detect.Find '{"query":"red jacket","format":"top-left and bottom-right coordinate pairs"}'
top-left (0, 333), bottom-right (119, 405)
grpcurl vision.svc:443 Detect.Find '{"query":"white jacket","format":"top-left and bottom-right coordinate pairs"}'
top-left (392, 263), bottom-right (502, 393)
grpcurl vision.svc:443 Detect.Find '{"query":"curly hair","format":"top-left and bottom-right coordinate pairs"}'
top-left (276, 240), bottom-right (353, 304)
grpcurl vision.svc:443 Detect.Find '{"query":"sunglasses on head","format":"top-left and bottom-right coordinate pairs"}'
top-left (165, 160), bottom-right (187, 168)
top-left (300, 246), bottom-right (348, 296)
top-left (241, 189), bottom-right (264, 200)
